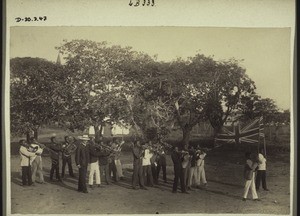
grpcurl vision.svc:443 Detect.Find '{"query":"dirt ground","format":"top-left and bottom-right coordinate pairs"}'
top-left (9, 147), bottom-right (291, 215)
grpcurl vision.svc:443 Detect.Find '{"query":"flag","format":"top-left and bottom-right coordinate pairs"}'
top-left (215, 117), bottom-right (262, 145)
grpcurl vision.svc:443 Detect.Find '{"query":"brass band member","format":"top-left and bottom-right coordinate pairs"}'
top-left (98, 141), bottom-right (113, 185)
top-left (49, 136), bottom-right (62, 182)
top-left (75, 135), bottom-right (90, 193)
top-left (19, 139), bottom-right (37, 186)
top-left (30, 138), bottom-right (45, 184)
top-left (132, 140), bottom-right (147, 190)
top-left (171, 146), bottom-right (189, 194)
top-left (156, 144), bottom-right (167, 183)
top-left (61, 136), bottom-right (76, 178)
top-left (112, 138), bottom-right (125, 180)
top-left (142, 141), bottom-right (154, 187)
top-left (88, 138), bottom-right (104, 188)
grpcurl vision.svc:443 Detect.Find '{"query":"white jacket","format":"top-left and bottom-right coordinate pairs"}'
top-left (142, 149), bottom-right (153, 166)
top-left (19, 146), bottom-right (36, 166)
top-left (258, 153), bottom-right (267, 170)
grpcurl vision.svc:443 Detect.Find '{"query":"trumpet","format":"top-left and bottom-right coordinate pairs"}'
top-left (94, 143), bottom-right (114, 152)
top-left (181, 150), bottom-right (189, 155)
top-left (62, 142), bottom-right (77, 155)
top-left (160, 141), bottom-right (172, 149)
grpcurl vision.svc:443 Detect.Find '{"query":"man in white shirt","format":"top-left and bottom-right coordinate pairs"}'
top-left (19, 139), bottom-right (37, 186)
top-left (256, 148), bottom-right (269, 191)
top-left (142, 143), bottom-right (154, 186)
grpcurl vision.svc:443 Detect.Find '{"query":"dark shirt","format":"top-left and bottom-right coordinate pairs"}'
top-left (89, 145), bottom-right (102, 163)
top-left (75, 143), bottom-right (90, 167)
top-left (171, 151), bottom-right (182, 168)
top-left (157, 152), bottom-right (167, 165)
top-left (49, 143), bottom-right (61, 160)
top-left (132, 146), bottom-right (143, 166)
top-left (190, 151), bottom-right (200, 167)
top-left (98, 150), bottom-right (111, 165)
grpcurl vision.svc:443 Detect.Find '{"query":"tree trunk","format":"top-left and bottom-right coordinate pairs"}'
top-left (94, 124), bottom-right (100, 142)
top-left (26, 132), bottom-right (31, 143)
top-left (33, 128), bottom-right (38, 140)
top-left (182, 127), bottom-right (192, 149)
top-left (99, 125), bottom-right (103, 137)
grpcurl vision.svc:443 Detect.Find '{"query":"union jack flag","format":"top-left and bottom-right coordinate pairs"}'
top-left (215, 116), bottom-right (265, 145)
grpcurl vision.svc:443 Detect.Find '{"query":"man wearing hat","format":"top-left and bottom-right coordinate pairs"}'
top-left (49, 136), bottom-right (63, 182)
top-left (61, 136), bottom-right (76, 178)
top-left (75, 135), bottom-right (90, 193)
top-left (19, 139), bottom-right (36, 186)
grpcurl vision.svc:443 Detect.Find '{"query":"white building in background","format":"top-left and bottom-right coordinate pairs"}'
top-left (111, 125), bottom-right (130, 136)
top-left (88, 124), bottom-right (130, 137)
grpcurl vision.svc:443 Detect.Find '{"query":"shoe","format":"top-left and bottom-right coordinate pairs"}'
top-left (132, 187), bottom-right (138, 190)
top-left (172, 190), bottom-right (177, 193)
top-left (141, 187), bottom-right (148, 190)
top-left (264, 189), bottom-right (269, 191)
top-left (106, 182), bottom-right (110, 185)
top-left (187, 186), bottom-right (194, 191)
top-left (182, 191), bottom-right (189, 194)
top-left (253, 199), bottom-right (261, 201)
top-left (242, 198), bottom-right (246, 201)
top-left (83, 191), bottom-right (88, 193)
top-left (89, 185), bottom-right (93, 189)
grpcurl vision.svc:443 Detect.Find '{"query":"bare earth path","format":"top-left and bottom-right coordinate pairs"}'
top-left (10, 150), bottom-right (290, 215)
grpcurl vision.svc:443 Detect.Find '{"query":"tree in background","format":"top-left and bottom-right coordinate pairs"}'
top-left (203, 59), bottom-right (256, 140)
top-left (10, 57), bottom-right (66, 141)
top-left (10, 41), bottom-right (268, 148)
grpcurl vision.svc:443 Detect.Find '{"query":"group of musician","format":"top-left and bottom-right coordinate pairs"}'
top-left (18, 135), bottom-right (125, 189)
top-left (170, 145), bottom-right (208, 194)
top-left (18, 134), bottom-right (208, 194)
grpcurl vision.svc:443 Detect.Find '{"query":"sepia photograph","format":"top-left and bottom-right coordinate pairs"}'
top-left (7, 26), bottom-right (293, 215)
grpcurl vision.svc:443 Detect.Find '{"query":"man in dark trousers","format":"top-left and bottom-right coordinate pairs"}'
top-left (132, 140), bottom-right (147, 190)
top-left (156, 146), bottom-right (167, 183)
top-left (171, 146), bottom-right (189, 194)
top-left (19, 139), bottom-right (37, 186)
top-left (61, 136), bottom-right (76, 178)
top-left (49, 136), bottom-right (62, 182)
top-left (256, 148), bottom-right (269, 191)
top-left (99, 141), bottom-right (112, 185)
top-left (75, 135), bottom-right (90, 193)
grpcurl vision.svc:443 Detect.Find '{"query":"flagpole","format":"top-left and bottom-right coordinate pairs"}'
top-left (257, 117), bottom-right (260, 153)
top-left (264, 131), bottom-right (267, 156)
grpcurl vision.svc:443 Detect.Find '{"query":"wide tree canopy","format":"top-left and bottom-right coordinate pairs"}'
top-left (11, 39), bottom-right (270, 147)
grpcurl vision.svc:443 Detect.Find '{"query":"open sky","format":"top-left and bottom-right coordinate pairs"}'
top-left (10, 27), bottom-right (291, 110)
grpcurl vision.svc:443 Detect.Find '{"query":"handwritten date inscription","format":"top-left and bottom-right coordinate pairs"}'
top-left (129, 0), bottom-right (155, 6)
top-left (15, 16), bottom-right (47, 23)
